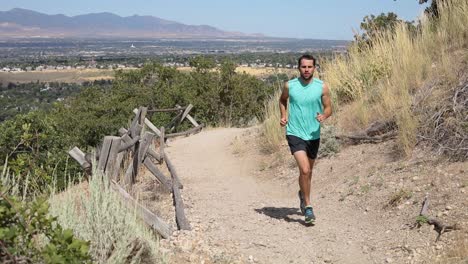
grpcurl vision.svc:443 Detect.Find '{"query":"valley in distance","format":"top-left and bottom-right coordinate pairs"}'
top-left (0, 37), bottom-right (349, 84)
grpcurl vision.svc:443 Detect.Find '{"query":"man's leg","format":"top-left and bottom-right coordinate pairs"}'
top-left (307, 158), bottom-right (316, 203)
top-left (293, 151), bottom-right (313, 206)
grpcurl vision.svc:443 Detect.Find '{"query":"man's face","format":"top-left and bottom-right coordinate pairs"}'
top-left (299, 59), bottom-right (315, 81)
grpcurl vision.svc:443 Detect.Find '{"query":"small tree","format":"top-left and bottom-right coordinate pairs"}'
top-left (354, 12), bottom-right (416, 48)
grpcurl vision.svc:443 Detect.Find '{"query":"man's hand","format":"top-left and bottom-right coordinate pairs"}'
top-left (280, 117), bottom-right (288, 127)
top-left (316, 112), bottom-right (327, 123)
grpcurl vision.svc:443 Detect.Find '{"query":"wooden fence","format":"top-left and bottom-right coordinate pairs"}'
top-left (69, 105), bottom-right (203, 239)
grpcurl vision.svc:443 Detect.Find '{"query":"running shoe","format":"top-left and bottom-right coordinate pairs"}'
top-left (304, 205), bottom-right (316, 224)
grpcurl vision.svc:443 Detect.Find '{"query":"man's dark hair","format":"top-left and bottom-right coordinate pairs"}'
top-left (298, 54), bottom-right (316, 67)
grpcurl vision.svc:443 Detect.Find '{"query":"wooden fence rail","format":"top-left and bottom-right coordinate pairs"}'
top-left (69, 104), bottom-right (202, 238)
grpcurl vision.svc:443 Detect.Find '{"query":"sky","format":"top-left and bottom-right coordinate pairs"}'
top-left (0, 0), bottom-right (429, 40)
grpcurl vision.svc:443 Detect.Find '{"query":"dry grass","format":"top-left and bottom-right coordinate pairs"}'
top-left (261, 88), bottom-right (284, 153)
top-left (231, 135), bottom-right (246, 155)
top-left (386, 188), bottom-right (413, 208)
top-left (49, 169), bottom-right (164, 264)
top-left (259, 68), bottom-right (298, 152)
top-left (322, 0), bottom-right (468, 156)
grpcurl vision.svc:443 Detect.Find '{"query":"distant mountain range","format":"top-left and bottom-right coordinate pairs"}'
top-left (0, 8), bottom-right (261, 38)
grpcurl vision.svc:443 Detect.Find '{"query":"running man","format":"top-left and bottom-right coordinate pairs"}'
top-left (279, 54), bottom-right (332, 224)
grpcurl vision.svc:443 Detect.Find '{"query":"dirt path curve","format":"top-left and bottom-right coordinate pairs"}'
top-left (165, 128), bottom-right (374, 264)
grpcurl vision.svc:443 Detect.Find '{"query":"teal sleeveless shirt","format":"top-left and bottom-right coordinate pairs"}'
top-left (286, 78), bottom-right (324, 140)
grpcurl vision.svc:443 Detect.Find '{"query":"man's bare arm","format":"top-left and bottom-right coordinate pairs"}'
top-left (279, 82), bottom-right (289, 127)
top-left (317, 83), bottom-right (332, 123)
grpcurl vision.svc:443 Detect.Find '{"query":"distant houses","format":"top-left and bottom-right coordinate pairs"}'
top-left (1, 58), bottom-right (302, 73)
top-left (1, 67), bottom-right (23, 72)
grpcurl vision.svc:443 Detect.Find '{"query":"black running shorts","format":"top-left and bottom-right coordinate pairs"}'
top-left (286, 135), bottom-right (320, 159)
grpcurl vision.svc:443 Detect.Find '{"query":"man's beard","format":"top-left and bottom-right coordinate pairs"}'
top-left (301, 74), bottom-right (313, 81)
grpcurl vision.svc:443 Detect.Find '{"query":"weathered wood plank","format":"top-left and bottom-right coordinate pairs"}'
top-left (119, 135), bottom-right (140, 153)
top-left (420, 195), bottom-right (429, 216)
top-left (144, 159), bottom-right (172, 192)
top-left (148, 107), bottom-right (187, 113)
top-left (173, 104), bottom-right (199, 128)
top-left (165, 125), bottom-right (204, 139)
top-left (164, 152), bottom-right (190, 230)
top-left (417, 195), bottom-right (460, 241)
top-left (130, 107), bottom-right (143, 138)
top-left (139, 132), bottom-right (155, 164)
top-left (97, 137), bottom-right (113, 172)
top-left (124, 163), bottom-right (133, 187)
top-left (336, 131), bottom-right (397, 144)
top-left (115, 152), bottom-right (125, 182)
top-left (84, 153), bottom-right (94, 166)
top-left (133, 108), bottom-right (161, 137)
top-left (159, 127), bottom-right (165, 164)
top-left (129, 107), bottom-right (146, 138)
top-left (166, 110), bottom-right (184, 132)
top-left (111, 181), bottom-right (172, 238)
top-left (172, 182), bottom-right (191, 230)
top-left (108, 137), bottom-right (122, 181)
top-left (147, 148), bottom-right (162, 163)
top-left (177, 104), bottom-right (193, 127)
top-left (131, 135), bottom-right (141, 183)
top-left (186, 114), bottom-right (200, 127)
top-left (97, 136), bottom-right (122, 181)
top-left (68, 147), bottom-right (91, 170)
top-left (164, 153), bottom-right (183, 189)
top-left (118, 127), bottom-right (128, 136)
top-left (139, 107), bottom-right (148, 125)
top-left (106, 137), bottom-right (122, 179)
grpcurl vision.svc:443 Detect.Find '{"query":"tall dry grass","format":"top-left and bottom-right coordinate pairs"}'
top-left (49, 169), bottom-right (164, 263)
top-left (322, 0), bottom-right (468, 156)
top-left (261, 68), bottom-right (299, 151)
top-left (262, 88), bottom-right (285, 152)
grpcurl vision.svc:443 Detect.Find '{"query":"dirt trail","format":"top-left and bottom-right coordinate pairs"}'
top-left (165, 127), bottom-right (376, 263)
top-left (162, 127), bottom-right (467, 263)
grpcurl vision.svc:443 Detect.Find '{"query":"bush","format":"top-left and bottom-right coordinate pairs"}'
top-left (0, 111), bottom-right (77, 195)
top-left (48, 170), bottom-right (163, 263)
top-left (318, 125), bottom-right (340, 157)
top-left (0, 183), bottom-right (91, 263)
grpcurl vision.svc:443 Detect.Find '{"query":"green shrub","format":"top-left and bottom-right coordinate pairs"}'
top-left (49, 171), bottom-right (163, 263)
top-left (0, 184), bottom-right (91, 263)
top-left (318, 125), bottom-right (341, 157)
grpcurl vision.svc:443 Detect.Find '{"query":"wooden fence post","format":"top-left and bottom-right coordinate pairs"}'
top-left (69, 147), bottom-right (91, 170)
top-left (133, 108), bottom-right (161, 137)
top-left (176, 104), bottom-right (199, 127)
top-left (160, 126), bottom-right (165, 164)
top-left (97, 136), bottom-right (122, 181)
top-left (177, 104), bottom-right (193, 127)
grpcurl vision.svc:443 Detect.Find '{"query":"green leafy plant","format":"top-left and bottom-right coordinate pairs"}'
top-left (416, 215), bottom-right (429, 225)
top-left (318, 125), bottom-right (341, 157)
top-left (0, 185), bottom-right (91, 263)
